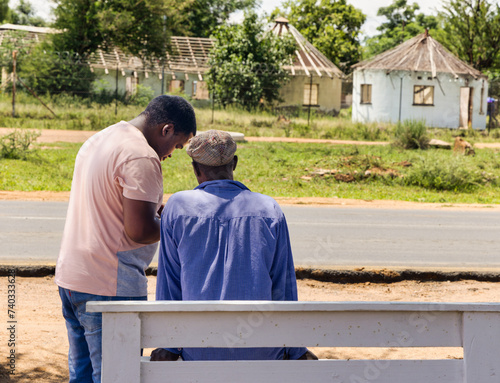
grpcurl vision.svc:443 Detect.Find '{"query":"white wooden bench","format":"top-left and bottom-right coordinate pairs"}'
top-left (87, 301), bottom-right (500, 383)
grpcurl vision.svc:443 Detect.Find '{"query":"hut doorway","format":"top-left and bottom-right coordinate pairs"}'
top-left (460, 87), bottom-right (473, 128)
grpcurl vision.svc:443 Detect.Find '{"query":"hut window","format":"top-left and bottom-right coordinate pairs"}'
top-left (413, 85), bottom-right (434, 105)
top-left (193, 81), bottom-right (209, 100)
top-left (303, 84), bottom-right (318, 105)
top-left (360, 84), bottom-right (372, 104)
top-left (169, 80), bottom-right (184, 93)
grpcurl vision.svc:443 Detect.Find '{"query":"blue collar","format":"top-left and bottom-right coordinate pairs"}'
top-left (195, 179), bottom-right (250, 192)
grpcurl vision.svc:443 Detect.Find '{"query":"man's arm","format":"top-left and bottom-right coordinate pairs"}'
top-left (123, 197), bottom-right (160, 244)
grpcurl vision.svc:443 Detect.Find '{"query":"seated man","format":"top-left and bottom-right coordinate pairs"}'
top-left (151, 130), bottom-right (316, 361)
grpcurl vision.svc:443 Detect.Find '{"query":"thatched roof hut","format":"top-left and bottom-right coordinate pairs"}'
top-left (352, 32), bottom-right (488, 129)
top-left (270, 18), bottom-right (344, 113)
top-left (353, 32), bottom-right (486, 80)
top-left (271, 17), bottom-right (344, 79)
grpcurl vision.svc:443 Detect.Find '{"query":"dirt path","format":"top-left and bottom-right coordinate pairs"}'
top-left (2, 190), bottom-right (500, 211)
top-left (1, 275), bottom-right (499, 382)
top-left (2, 127), bottom-right (500, 148)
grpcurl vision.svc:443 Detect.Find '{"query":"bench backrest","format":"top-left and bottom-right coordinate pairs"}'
top-left (87, 301), bottom-right (500, 383)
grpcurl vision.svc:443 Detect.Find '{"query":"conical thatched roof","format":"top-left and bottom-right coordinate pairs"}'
top-left (271, 18), bottom-right (344, 79)
top-left (354, 32), bottom-right (486, 79)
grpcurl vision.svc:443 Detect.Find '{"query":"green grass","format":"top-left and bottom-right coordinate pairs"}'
top-left (2, 141), bottom-right (500, 204)
top-left (2, 92), bottom-right (499, 142)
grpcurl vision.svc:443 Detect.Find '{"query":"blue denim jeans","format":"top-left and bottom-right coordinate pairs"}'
top-left (58, 287), bottom-right (146, 383)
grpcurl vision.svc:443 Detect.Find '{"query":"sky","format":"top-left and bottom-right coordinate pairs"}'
top-left (9, 0), bottom-right (500, 38)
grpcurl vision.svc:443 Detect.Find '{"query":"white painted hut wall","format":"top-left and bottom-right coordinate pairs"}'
top-left (353, 69), bottom-right (488, 129)
top-left (278, 75), bottom-right (342, 113)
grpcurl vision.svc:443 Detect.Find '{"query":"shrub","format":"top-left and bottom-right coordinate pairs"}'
top-left (0, 129), bottom-right (41, 160)
top-left (128, 85), bottom-right (154, 106)
top-left (393, 119), bottom-right (430, 149)
top-left (403, 155), bottom-right (493, 192)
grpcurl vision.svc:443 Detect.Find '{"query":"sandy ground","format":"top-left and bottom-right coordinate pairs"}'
top-left (1, 276), bottom-right (500, 382)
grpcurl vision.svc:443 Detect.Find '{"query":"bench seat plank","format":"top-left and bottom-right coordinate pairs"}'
top-left (140, 359), bottom-right (463, 383)
top-left (140, 311), bottom-right (462, 348)
top-left (87, 301), bottom-right (500, 313)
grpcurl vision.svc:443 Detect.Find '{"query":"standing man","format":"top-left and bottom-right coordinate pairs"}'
top-left (151, 130), bottom-right (316, 361)
top-left (55, 95), bottom-right (196, 382)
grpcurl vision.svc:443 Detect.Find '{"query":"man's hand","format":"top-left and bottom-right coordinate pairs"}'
top-left (150, 348), bottom-right (180, 361)
top-left (157, 203), bottom-right (165, 217)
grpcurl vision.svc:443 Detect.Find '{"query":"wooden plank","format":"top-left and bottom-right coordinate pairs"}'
top-left (428, 37), bottom-right (437, 78)
top-left (139, 310), bottom-right (462, 348)
top-left (101, 313), bottom-right (141, 383)
top-left (87, 301), bottom-right (500, 314)
top-left (460, 87), bottom-right (470, 128)
top-left (290, 27), bottom-right (322, 77)
top-left (141, 359), bottom-right (463, 383)
top-left (463, 312), bottom-right (500, 383)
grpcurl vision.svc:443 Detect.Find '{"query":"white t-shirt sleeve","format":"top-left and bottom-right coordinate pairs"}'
top-left (115, 157), bottom-right (163, 204)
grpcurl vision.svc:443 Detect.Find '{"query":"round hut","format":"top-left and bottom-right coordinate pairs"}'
top-left (352, 32), bottom-right (489, 129)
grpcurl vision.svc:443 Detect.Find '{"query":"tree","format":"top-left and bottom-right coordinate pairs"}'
top-left (270, 0), bottom-right (366, 73)
top-left (10, 0), bottom-right (46, 27)
top-left (207, 12), bottom-right (295, 110)
top-left (52, 0), bottom-right (190, 60)
top-left (18, 41), bottom-right (96, 96)
top-left (185, 0), bottom-right (257, 38)
top-left (438, 0), bottom-right (500, 72)
top-left (46, 0), bottom-right (190, 96)
top-left (364, 0), bottom-right (440, 58)
top-left (0, 0), bottom-right (9, 23)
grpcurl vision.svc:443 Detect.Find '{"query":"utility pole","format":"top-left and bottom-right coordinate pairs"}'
top-left (115, 64), bottom-right (119, 116)
top-left (307, 74), bottom-right (313, 126)
top-left (12, 50), bottom-right (17, 118)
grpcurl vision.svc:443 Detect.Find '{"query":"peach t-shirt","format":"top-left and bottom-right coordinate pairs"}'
top-left (55, 121), bottom-right (163, 296)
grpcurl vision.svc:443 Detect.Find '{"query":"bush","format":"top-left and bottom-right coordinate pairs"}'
top-left (0, 129), bottom-right (41, 160)
top-left (403, 155), bottom-right (493, 192)
top-left (393, 119), bottom-right (430, 149)
top-left (128, 85), bottom-right (154, 106)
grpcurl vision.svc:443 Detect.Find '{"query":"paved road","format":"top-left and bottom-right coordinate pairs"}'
top-left (1, 200), bottom-right (499, 268)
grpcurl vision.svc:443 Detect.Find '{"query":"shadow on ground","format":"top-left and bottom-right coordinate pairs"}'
top-left (0, 353), bottom-right (68, 383)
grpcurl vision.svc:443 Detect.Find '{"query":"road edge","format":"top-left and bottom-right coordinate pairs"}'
top-left (2, 265), bottom-right (500, 283)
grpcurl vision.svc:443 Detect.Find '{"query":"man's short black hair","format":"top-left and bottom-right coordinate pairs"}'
top-left (142, 95), bottom-right (197, 136)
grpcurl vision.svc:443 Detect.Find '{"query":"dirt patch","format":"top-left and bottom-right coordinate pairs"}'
top-left (1, 276), bottom-right (499, 382)
top-left (1, 191), bottom-right (499, 211)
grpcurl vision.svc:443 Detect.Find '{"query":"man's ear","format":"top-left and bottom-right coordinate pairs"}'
top-left (162, 123), bottom-right (174, 137)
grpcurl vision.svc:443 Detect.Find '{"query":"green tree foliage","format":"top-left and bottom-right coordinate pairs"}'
top-left (0, 0), bottom-right (9, 23)
top-left (438, 0), bottom-right (500, 72)
top-left (10, 0), bottom-right (46, 27)
top-left (52, 0), bottom-right (189, 60)
top-left (207, 12), bottom-right (295, 110)
top-left (364, 0), bottom-right (440, 58)
top-left (271, 0), bottom-right (365, 73)
top-left (185, 0), bottom-right (257, 38)
top-left (18, 42), bottom-right (95, 96)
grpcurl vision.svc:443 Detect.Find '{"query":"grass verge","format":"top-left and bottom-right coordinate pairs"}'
top-left (2, 93), bottom-right (500, 142)
top-left (2, 141), bottom-right (499, 204)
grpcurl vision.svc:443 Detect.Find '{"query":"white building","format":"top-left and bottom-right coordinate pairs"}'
top-left (352, 32), bottom-right (489, 129)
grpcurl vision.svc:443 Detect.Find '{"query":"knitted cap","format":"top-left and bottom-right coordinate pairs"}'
top-left (186, 130), bottom-right (237, 166)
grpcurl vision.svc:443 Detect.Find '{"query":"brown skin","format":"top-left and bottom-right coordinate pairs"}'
top-left (124, 115), bottom-right (193, 244)
top-left (151, 154), bottom-right (318, 362)
top-left (191, 156), bottom-right (238, 184)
